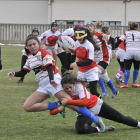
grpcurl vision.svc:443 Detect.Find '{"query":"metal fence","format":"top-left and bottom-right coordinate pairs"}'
top-left (0, 23), bottom-right (130, 44)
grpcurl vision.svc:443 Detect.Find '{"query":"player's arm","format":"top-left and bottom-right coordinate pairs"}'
top-left (115, 39), bottom-right (122, 49)
top-left (67, 97), bottom-right (87, 106)
top-left (0, 59), bottom-right (2, 70)
top-left (14, 69), bottom-right (28, 77)
top-left (76, 59), bottom-right (92, 66)
top-left (62, 96), bottom-right (87, 106)
top-left (7, 69), bottom-right (28, 80)
top-left (46, 64), bottom-right (54, 82)
top-left (109, 36), bottom-right (115, 50)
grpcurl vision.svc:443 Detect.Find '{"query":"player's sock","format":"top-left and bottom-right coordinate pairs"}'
top-left (124, 70), bottom-right (130, 85)
top-left (137, 122), bottom-right (140, 128)
top-left (47, 102), bottom-right (57, 110)
top-left (106, 79), bottom-right (117, 93)
top-left (116, 69), bottom-right (123, 79)
top-left (75, 106), bottom-right (99, 123)
top-left (98, 77), bottom-right (107, 93)
top-left (133, 69), bottom-right (139, 84)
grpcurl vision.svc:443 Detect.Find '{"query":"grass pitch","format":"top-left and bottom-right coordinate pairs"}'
top-left (0, 45), bottom-right (140, 140)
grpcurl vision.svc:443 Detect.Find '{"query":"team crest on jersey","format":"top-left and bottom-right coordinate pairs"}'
top-left (35, 55), bottom-right (42, 60)
top-left (102, 34), bottom-right (109, 41)
top-left (46, 57), bottom-right (48, 61)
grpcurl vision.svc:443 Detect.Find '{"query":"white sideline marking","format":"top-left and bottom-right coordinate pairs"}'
top-left (1, 68), bottom-right (13, 71)
top-left (0, 85), bottom-right (37, 88)
top-left (0, 43), bottom-right (24, 46)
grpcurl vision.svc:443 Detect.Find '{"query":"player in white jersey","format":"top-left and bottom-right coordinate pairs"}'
top-left (116, 22), bottom-right (140, 88)
top-left (57, 72), bottom-right (140, 134)
top-left (56, 24), bottom-right (83, 75)
top-left (17, 28), bottom-right (39, 83)
top-left (38, 22), bottom-right (61, 63)
top-left (70, 27), bottom-right (102, 99)
top-left (87, 21), bottom-right (118, 99)
top-left (7, 35), bottom-right (105, 131)
top-left (113, 36), bottom-right (125, 84)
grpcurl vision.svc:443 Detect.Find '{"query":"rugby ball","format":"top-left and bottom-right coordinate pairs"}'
top-left (57, 35), bottom-right (76, 53)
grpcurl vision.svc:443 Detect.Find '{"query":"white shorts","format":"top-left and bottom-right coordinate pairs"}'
top-left (125, 50), bottom-right (140, 61)
top-left (77, 67), bottom-right (99, 82)
top-left (116, 48), bottom-right (125, 62)
top-left (37, 73), bottom-right (63, 97)
top-left (44, 44), bottom-right (58, 52)
top-left (89, 98), bottom-right (103, 116)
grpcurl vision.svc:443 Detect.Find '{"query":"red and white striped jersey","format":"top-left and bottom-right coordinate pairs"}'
top-left (119, 30), bottom-right (140, 51)
top-left (93, 31), bottom-right (110, 64)
top-left (117, 36), bottom-right (126, 51)
top-left (62, 28), bottom-right (77, 41)
top-left (38, 30), bottom-right (61, 46)
top-left (69, 83), bottom-right (98, 109)
top-left (23, 48), bottom-right (59, 81)
top-left (74, 40), bottom-right (97, 72)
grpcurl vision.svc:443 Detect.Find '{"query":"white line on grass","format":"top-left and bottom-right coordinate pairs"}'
top-left (0, 68), bottom-right (19, 72)
top-left (0, 85), bottom-right (37, 88)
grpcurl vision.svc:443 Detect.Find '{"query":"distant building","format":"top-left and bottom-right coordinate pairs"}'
top-left (0, 0), bottom-right (139, 26)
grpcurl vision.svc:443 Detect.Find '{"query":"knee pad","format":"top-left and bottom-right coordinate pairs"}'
top-left (101, 72), bottom-right (109, 83)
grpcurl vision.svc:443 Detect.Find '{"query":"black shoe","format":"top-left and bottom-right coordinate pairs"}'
top-left (17, 79), bottom-right (23, 83)
top-left (110, 91), bottom-right (119, 99)
top-left (105, 125), bottom-right (115, 132)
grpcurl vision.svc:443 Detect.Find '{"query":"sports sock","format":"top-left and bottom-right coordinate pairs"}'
top-left (133, 69), bottom-right (139, 84)
top-left (98, 77), bottom-right (107, 93)
top-left (124, 70), bottom-right (130, 85)
top-left (47, 102), bottom-right (57, 110)
top-left (106, 79), bottom-right (117, 93)
top-left (137, 122), bottom-right (140, 128)
top-left (116, 69), bottom-right (123, 79)
top-left (75, 106), bottom-right (99, 123)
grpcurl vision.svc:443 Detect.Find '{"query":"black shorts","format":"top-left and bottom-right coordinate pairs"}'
top-left (98, 61), bottom-right (108, 69)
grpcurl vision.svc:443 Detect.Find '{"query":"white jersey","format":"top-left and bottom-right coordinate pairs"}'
top-left (23, 48), bottom-right (59, 81)
top-left (119, 30), bottom-right (140, 51)
top-left (62, 28), bottom-right (76, 41)
top-left (38, 30), bottom-right (61, 46)
top-left (74, 40), bottom-right (97, 72)
top-left (93, 31), bottom-right (110, 64)
top-left (72, 83), bottom-right (91, 99)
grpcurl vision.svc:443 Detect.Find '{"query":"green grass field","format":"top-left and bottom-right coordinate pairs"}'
top-left (0, 45), bottom-right (140, 140)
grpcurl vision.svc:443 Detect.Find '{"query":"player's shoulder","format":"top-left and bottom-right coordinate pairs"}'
top-left (85, 40), bottom-right (93, 48)
top-left (39, 48), bottom-right (52, 56)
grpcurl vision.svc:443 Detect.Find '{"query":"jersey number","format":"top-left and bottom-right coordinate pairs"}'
top-left (132, 33), bottom-right (134, 41)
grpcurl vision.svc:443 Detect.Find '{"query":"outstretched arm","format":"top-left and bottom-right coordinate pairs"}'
top-left (7, 69), bottom-right (27, 80)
